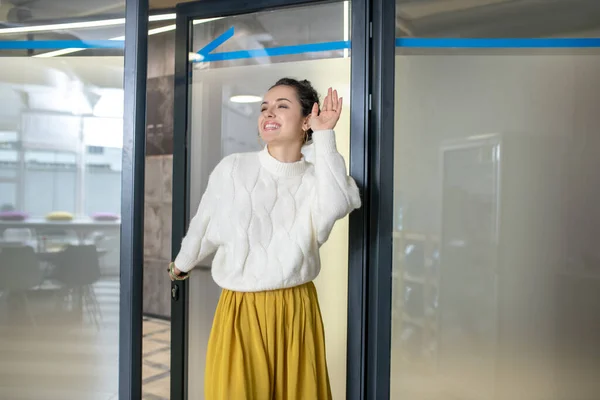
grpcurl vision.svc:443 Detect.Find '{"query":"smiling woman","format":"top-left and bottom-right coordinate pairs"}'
top-left (179, 4), bottom-right (355, 398)
top-left (171, 75), bottom-right (360, 399)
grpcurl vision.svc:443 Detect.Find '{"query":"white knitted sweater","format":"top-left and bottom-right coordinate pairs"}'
top-left (174, 129), bottom-right (361, 292)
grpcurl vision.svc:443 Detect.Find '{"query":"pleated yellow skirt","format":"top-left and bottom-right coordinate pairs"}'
top-left (205, 281), bottom-right (332, 400)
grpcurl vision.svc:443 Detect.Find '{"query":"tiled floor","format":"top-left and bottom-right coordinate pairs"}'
top-left (0, 278), bottom-right (121, 400)
top-left (0, 278), bottom-right (171, 400)
top-left (142, 317), bottom-right (171, 400)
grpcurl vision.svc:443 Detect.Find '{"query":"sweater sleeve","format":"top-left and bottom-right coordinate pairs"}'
top-left (173, 156), bottom-right (234, 272)
top-left (311, 129), bottom-right (362, 245)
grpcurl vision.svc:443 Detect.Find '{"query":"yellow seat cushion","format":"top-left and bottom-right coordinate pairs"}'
top-left (45, 211), bottom-right (74, 221)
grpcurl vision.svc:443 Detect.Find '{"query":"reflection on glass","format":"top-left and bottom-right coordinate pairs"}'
top-left (391, 36), bottom-right (600, 400)
top-left (0, 9), bottom-right (124, 399)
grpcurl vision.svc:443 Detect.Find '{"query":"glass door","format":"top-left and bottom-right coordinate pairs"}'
top-left (170, 0), bottom-right (368, 398)
top-left (389, 1), bottom-right (600, 399)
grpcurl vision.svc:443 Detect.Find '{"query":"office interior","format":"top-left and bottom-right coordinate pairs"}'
top-left (0, 0), bottom-right (600, 399)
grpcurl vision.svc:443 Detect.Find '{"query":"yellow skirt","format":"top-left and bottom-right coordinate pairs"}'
top-left (205, 281), bottom-right (332, 400)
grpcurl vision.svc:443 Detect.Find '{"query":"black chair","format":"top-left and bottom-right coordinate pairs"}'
top-left (51, 244), bottom-right (103, 329)
top-left (0, 246), bottom-right (44, 326)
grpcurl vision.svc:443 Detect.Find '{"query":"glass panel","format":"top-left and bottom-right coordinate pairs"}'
top-left (0, 5), bottom-right (125, 399)
top-left (139, 14), bottom-right (192, 399)
top-left (186, 2), bottom-right (351, 398)
top-left (395, 0), bottom-right (600, 37)
top-left (391, 2), bottom-right (600, 399)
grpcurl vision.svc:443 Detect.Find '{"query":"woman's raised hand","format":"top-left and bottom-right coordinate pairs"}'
top-left (309, 87), bottom-right (343, 131)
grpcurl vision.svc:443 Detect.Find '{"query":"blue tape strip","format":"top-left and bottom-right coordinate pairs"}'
top-left (194, 37), bottom-right (600, 63)
top-left (198, 27), bottom-right (235, 56)
top-left (2, 36), bottom-right (597, 53)
top-left (396, 37), bottom-right (600, 48)
top-left (196, 40), bottom-right (350, 62)
top-left (0, 40), bottom-right (124, 50)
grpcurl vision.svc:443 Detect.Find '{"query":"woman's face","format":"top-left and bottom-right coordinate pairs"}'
top-left (258, 85), bottom-right (308, 146)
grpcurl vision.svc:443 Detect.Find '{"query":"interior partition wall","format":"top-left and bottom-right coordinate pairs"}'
top-left (107, 0), bottom-right (600, 399)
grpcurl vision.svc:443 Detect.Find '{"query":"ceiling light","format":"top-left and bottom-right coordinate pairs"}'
top-left (230, 95), bottom-right (262, 103)
top-left (148, 25), bottom-right (176, 35)
top-left (93, 90), bottom-right (124, 117)
top-left (34, 48), bottom-right (82, 58)
top-left (0, 13), bottom-right (176, 35)
top-left (149, 13), bottom-right (176, 22)
top-left (0, 18), bottom-right (125, 34)
top-left (33, 17), bottom-right (223, 58)
top-left (468, 133), bottom-right (498, 141)
top-left (137, 17), bottom-right (222, 36)
top-left (189, 52), bottom-right (203, 62)
top-left (34, 36), bottom-right (123, 58)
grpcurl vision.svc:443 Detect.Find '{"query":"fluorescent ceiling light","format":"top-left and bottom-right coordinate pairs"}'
top-left (0, 13), bottom-right (176, 34)
top-left (34, 48), bottom-right (83, 58)
top-left (33, 17), bottom-right (223, 58)
top-left (34, 37), bottom-right (123, 58)
top-left (468, 133), bottom-right (498, 141)
top-left (93, 90), bottom-right (124, 117)
top-left (149, 13), bottom-right (176, 22)
top-left (144, 17), bottom-right (222, 35)
top-left (230, 95), bottom-right (262, 103)
top-left (0, 18), bottom-right (125, 34)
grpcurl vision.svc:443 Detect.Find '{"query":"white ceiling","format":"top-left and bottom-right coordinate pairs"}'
top-left (0, 0), bottom-right (197, 23)
top-left (396, 0), bottom-right (600, 37)
top-left (0, 0), bottom-right (125, 22)
top-left (2, 0), bottom-right (599, 37)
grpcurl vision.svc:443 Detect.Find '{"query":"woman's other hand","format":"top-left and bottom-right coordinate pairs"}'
top-left (173, 265), bottom-right (183, 276)
top-left (309, 87), bottom-right (342, 131)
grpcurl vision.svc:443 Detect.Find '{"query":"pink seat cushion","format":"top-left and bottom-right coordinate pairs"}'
top-left (0, 211), bottom-right (28, 221)
top-left (91, 212), bottom-right (120, 221)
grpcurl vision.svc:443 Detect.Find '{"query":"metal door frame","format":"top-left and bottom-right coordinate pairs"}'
top-left (120, 0), bottom-right (148, 398)
top-left (170, 0), bottom-right (372, 399)
top-left (365, 0), bottom-right (394, 398)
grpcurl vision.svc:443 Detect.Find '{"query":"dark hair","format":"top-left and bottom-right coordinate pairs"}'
top-left (270, 77), bottom-right (320, 141)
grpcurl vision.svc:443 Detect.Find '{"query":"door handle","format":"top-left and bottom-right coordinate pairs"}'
top-left (171, 284), bottom-right (179, 301)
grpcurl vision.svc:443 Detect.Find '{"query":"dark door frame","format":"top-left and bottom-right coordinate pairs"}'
top-left (120, 0), bottom-right (148, 398)
top-left (170, 0), bottom-right (373, 399)
top-left (365, 0), bottom-right (395, 398)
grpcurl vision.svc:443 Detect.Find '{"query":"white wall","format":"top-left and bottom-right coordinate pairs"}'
top-left (392, 53), bottom-right (600, 400)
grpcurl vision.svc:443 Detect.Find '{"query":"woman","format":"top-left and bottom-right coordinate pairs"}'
top-left (168, 78), bottom-right (361, 399)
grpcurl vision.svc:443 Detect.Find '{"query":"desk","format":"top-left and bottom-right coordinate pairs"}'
top-left (0, 219), bottom-right (121, 250)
